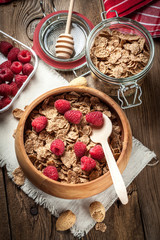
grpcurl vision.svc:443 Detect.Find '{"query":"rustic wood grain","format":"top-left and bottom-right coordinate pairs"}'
top-left (125, 39), bottom-right (160, 240)
top-left (4, 171), bottom-right (53, 240)
top-left (0, 0), bottom-right (160, 240)
top-left (87, 183), bottom-right (145, 240)
top-left (0, 169), bottom-right (11, 240)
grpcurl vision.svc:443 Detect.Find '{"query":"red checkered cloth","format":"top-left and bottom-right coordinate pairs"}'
top-left (103, 0), bottom-right (160, 37)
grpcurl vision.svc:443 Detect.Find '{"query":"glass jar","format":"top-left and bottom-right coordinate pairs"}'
top-left (85, 11), bottom-right (155, 109)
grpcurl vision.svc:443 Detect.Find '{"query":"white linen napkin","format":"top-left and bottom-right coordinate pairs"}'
top-left (0, 60), bottom-right (156, 238)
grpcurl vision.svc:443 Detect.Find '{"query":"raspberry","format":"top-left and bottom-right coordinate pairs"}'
top-left (80, 156), bottom-right (96, 171)
top-left (15, 74), bottom-right (28, 88)
top-left (7, 47), bottom-right (20, 62)
top-left (18, 50), bottom-right (31, 63)
top-left (86, 111), bottom-right (104, 127)
top-left (0, 96), bottom-right (11, 109)
top-left (10, 61), bottom-right (23, 74)
top-left (9, 82), bottom-right (18, 96)
top-left (64, 110), bottom-right (82, 124)
top-left (0, 41), bottom-right (13, 56)
top-left (50, 139), bottom-right (65, 156)
top-left (54, 99), bottom-right (71, 114)
top-left (0, 83), bottom-right (11, 96)
top-left (31, 116), bottom-right (48, 132)
top-left (43, 166), bottom-right (58, 181)
top-left (0, 67), bottom-right (14, 83)
top-left (89, 145), bottom-right (104, 161)
top-left (22, 63), bottom-right (34, 76)
top-left (0, 60), bottom-right (12, 69)
top-left (74, 141), bottom-right (87, 158)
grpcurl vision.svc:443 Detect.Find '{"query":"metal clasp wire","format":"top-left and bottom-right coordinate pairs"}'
top-left (117, 83), bottom-right (142, 109)
top-left (40, 0), bottom-right (57, 18)
top-left (40, 0), bottom-right (46, 17)
top-left (101, 10), bottom-right (119, 21)
top-left (72, 62), bottom-right (91, 78)
top-left (51, 0), bottom-right (57, 12)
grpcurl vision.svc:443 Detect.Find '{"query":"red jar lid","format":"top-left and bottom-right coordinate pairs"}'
top-left (33, 11), bottom-right (94, 71)
top-left (0, 0), bottom-right (13, 3)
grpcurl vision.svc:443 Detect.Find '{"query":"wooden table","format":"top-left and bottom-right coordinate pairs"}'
top-left (0, 0), bottom-right (160, 239)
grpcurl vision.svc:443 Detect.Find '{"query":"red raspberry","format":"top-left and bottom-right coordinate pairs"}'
top-left (89, 145), bottom-right (104, 161)
top-left (50, 139), bottom-right (65, 156)
top-left (0, 41), bottom-right (13, 56)
top-left (0, 60), bottom-right (12, 69)
top-left (22, 63), bottom-right (34, 76)
top-left (9, 82), bottom-right (18, 96)
top-left (15, 74), bottom-right (28, 88)
top-left (0, 67), bottom-right (14, 83)
top-left (31, 116), bottom-right (48, 132)
top-left (43, 166), bottom-right (58, 181)
top-left (18, 50), bottom-right (31, 63)
top-left (0, 96), bottom-right (11, 109)
top-left (64, 110), bottom-right (82, 124)
top-left (74, 141), bottom-right (87, 158)
top-left (86, 111), bottom-right (104, 127)
top-left (7, 47), bottom-right (20, 62)
top-left (10, 61), bottom-right (23, 74)
top-left (0, 83), bottom-right (11, 96)
top-left (54, 99), bottom-right (71, 114)
top-left (81, 156), bottom-right (96, 171)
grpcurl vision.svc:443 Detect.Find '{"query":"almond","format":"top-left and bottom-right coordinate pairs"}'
top-left (89, 201), bottom-right (105, 222)
top-left (56, 210), bottom-right (76, 231)
top-left (69, 77), bottom-right (87, 87)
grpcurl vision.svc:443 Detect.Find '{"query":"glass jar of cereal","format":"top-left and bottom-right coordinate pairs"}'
top-left (85, 11), bottom-right (154, 109)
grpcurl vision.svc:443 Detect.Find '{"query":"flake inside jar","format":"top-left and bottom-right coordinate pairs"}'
top-left (90, 28), bottom-right (150, 78)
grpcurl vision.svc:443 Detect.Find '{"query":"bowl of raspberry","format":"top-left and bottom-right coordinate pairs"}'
top-left (15, 86), bottom-right (132, 199)
top-left (0, 30), bottom-right (38, 113)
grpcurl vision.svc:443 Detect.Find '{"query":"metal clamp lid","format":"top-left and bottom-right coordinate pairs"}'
top-left (101, 10), bottom-right (119, 21)
top-left (40, 0), bottom-right (57, 17)
top-left (117, 83), bottom-right (142, 109)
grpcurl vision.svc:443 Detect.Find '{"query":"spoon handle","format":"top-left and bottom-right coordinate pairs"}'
top-left (65, 0), bottom-right (75, 34)
top-left (101, 140), bottom-right (128, 205)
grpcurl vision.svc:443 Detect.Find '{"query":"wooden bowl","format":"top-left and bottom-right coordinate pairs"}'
top-left (15, 86), bottom-right (132, 199)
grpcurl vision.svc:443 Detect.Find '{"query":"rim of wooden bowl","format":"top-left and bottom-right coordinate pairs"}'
top-left (15, 86), bottom-right (132, 199)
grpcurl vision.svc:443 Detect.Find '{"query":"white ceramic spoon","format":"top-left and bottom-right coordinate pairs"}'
top-left (90, 114), bottom-right (128, 205)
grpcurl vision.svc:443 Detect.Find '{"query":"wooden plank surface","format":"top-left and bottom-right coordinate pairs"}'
top-left (0, 169), bottom-right (11, 240)
top-left (0, 0), bottom-right (160, 240)
top-left (125, 39), bottom-right (160, 240)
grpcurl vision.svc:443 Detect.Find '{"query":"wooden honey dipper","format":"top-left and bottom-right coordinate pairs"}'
top-left (55, 0), bottom-right (75, 59)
